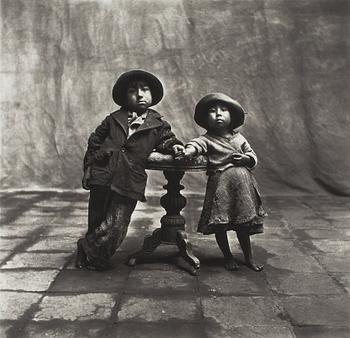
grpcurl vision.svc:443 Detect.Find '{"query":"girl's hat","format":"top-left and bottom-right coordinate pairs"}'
top-left (194, 93), bottom-right (246, 130)
top-left (112, 69), bottom-right (164, 107)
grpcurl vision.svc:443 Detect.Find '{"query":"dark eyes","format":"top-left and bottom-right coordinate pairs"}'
top-left (208, 106), bottom-right (228, 113)
top-left (128, 86), bottom-right (150, 93)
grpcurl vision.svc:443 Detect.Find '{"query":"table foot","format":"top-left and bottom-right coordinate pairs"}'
top-left (127, 228), bottom-right (162, 266)
top-left (176, 230), bottom-right (200, 271)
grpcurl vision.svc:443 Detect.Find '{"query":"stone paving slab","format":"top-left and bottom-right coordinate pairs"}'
top-left (0, 270), bottom-right (60, 292)
top-left (266, 272), bottom-right (344, 295)
top-left (20, 321), bottom-right (205, 338)
top-left (293, 326), bottom-right (350, 338)
top-left (253, 238), bottom-right (305, 256)
top-left (284, 216), bottom-right (332, 229)
top-left (329, 218), bottom-right (350, 229)
top-left (315, 254), bottom-right (350, 272)
top-left (0, 291), bottom-right (42, 320)
top-left (33, 293), bottom-right (117, 321)
top-left (54, 216), bottom-right (86, 226)
top-left (331, 273), bottom-right (350, 294)
top-left (33, 200), bottom-right (73, 208)
top-left (201, 296), bottom-right (286, 328)
top-left (125, 269), bottom-right (197, 295)
top-left (26, 237), bottom-right (77, 252)
top-left (337, 228), bottom-right (350, 238)
top-left (0, 225), bottom-right (43, 237)
top-left (322, 210), bottom-right (350, 219)
top-left (2, 252), bottom-right (72, 269)
top-left (198, 268), bottom-right (271, 296)
top-left (307, 239), bottom-right (350, 255)
top-left (262, 225), bottom-right (296, 239)
top-left (117, 295), bottom-right (200, 322)
top-left (0, 251), bottom-right (11, 263)
top-left (114, 322), bottom-right (205, 338)
top-left (294, 228), bottom-right (348, 240)
top-left (50, 268), bottom-right (128, 293)
top-left (0, 323), bottom-right (12, 338)
top-left (0, 238), bottom-right (27, 251)
top-left (281, 296), bottom-right (350, 326)
top-left (20, 210), bottom-right (58, 217)
top-left (204, 325), bottom-right (295, 338)
top-left (7, 214), bottom-right (58, 226)
top-left (63, 208), bottom-right (88, 217)
top-left (266, 253), bottom-right (324, 273)
top-left (45, 226), bottom-right (85, 237)
top-left (20, 322), bottom-right (113, 338)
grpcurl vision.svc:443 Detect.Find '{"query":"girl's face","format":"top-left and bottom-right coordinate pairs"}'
top-left (207, 103), bottom-right (231, 131)
top-left (126, 80), bottom-right (153, 112)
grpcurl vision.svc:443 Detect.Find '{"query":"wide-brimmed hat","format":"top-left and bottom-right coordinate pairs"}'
top-left (194, 93), bottom-right (246, 130)
top-left (112, 69), bottom-right (164, 107)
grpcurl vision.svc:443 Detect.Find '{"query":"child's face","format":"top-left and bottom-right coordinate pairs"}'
top-left (207, 103), bottom-right (231, 131)
top-left (126, 80), bottom-right (153, 112)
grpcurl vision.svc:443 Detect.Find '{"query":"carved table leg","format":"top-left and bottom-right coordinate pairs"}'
top-left (127, 170), bottom-right (200, 275)
top-left (127, 228), bottom-right (162, 266)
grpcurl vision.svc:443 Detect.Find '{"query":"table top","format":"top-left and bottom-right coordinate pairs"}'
top-left (146, 152), bottom-right (208, 172)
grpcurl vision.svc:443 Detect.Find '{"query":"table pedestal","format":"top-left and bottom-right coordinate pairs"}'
top-left (127, 170), bottom-right (200, 275)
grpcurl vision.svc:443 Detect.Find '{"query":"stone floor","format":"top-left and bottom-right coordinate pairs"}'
top-left (0, 190), bottom-right (349, 338)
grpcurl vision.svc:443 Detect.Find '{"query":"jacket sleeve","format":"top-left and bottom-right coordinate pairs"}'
top-left (240, 135), bottom-right (258, 169)
top-left (83, 116), bottom-right (110, 170)
top-left (154, 120), bottom-right (183, 154)
top-left (185, 135), bottom-right (208, 155)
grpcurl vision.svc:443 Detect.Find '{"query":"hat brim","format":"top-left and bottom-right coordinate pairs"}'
top-left (194, 93), bottom-right (246, 130)
top-left (112, 69), bottom-right (163, 107)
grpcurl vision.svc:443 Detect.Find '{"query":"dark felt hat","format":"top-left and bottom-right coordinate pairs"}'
top-left (112, 69), bottom-right (164, 107)
top-left (194, 93), bottom-right (246, 130)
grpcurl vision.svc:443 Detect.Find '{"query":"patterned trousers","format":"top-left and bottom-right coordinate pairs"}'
top-left (81, 189), bottom-right (137, 269)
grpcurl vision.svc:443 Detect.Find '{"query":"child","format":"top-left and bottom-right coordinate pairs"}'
top-left (76, 69), bottom-right (183, 270)
top-left (175, 93), bottom-right (266, 271)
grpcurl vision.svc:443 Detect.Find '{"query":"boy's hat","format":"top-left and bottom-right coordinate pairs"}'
top-left (112, 69), bottom-right (163, 107)
top-left (194, 93), bottom-right (246, 130)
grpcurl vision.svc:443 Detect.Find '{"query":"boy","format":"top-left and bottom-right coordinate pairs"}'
top-left (76, 69), bottom-right (183, 270)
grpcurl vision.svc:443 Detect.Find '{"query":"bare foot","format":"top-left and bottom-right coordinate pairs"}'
top-left (224, 257), bottom-right (239, 271)
top-left (246, 261), bottom-right (264, 272)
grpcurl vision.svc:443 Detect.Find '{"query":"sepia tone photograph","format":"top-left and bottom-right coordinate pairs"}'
top-left (0, 0), bottom-right (349, 337)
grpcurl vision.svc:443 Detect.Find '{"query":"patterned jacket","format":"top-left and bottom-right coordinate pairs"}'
top-left (84, 108), bottom-right (182, 201)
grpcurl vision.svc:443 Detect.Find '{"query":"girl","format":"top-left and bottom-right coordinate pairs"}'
top-left (176, 93), bottom-right (266, 271)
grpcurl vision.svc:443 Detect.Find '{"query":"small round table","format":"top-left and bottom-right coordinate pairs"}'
top-left (127, 152), bottom-right (208, 275)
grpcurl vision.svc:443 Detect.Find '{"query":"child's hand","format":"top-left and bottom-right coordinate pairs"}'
top-left (82, 167), bottom-right (91, 190)
top-left (173, 145), bottom-right (185, 159)
top-left (182, 145), bottom-right (197, 159)
top-left (232, 154), bottom-right (251, 167)
top-left (94, 149), bottom-right (112, 161)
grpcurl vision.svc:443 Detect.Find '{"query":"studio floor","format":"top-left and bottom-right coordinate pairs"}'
top-left (0, 191), bottom-right (349, 338)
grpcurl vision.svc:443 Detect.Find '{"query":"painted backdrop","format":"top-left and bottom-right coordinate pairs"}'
top-left (1, 0), bottom-right (349, 195)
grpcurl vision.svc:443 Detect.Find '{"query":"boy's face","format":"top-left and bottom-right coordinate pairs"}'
top-left (207, 103), bottom-right (231, 131)
top-left (126, 80), bottom-right (153, 113)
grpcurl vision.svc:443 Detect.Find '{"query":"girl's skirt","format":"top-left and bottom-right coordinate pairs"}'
top-left (198, 166), bottom-right (266, 235)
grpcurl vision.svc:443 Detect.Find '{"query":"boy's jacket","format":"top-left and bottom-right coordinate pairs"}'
top-left (83, 108), bottom-right (182, 201)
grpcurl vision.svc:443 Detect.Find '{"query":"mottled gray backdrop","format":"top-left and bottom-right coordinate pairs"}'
top-left (1, 0), bottom-right (349, 195)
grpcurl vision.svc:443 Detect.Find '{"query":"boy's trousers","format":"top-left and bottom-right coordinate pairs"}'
top-left (82, 186), bottom-right (137, 269)
top-left (87, 185), bottom-right (114, 235)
